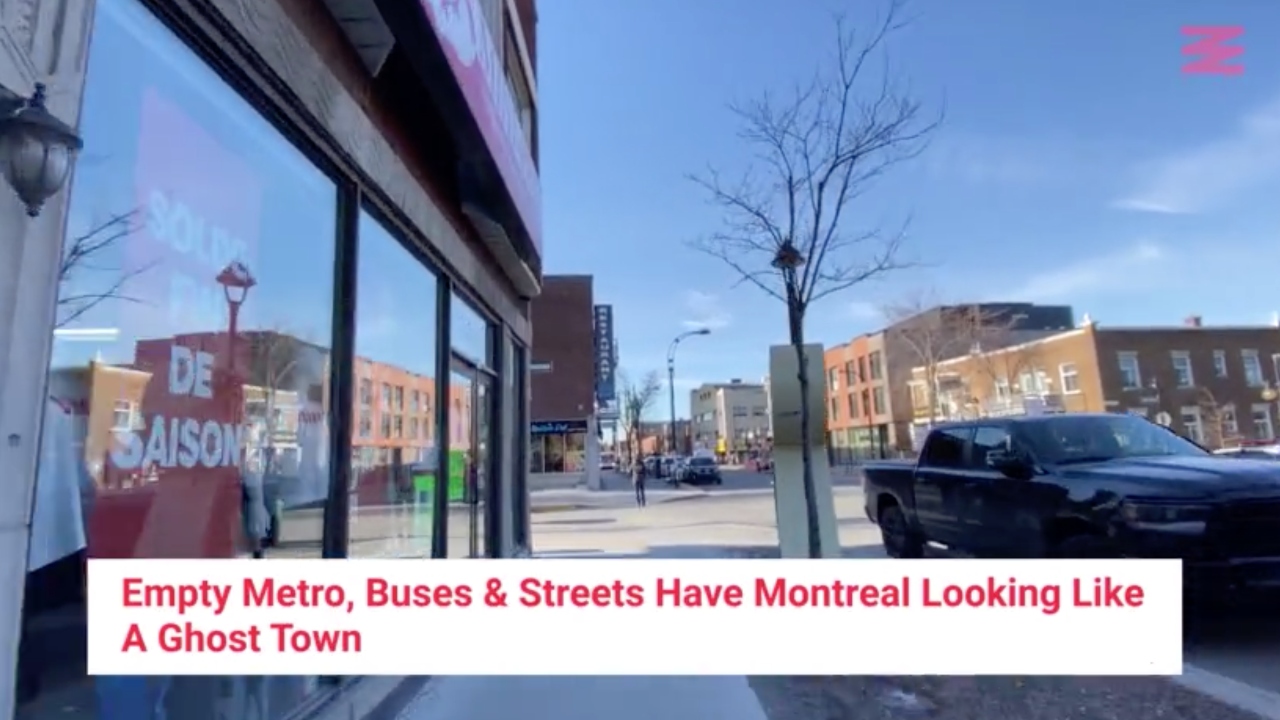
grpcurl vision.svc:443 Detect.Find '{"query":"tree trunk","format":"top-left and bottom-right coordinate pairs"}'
top-left (787, 287), bottom-right (823, 559)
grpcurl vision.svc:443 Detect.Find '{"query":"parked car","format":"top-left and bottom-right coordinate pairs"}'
top-left (680, 456), bottom-right (723, 485)
top-left (861, 413), bottom-right (1280, 602)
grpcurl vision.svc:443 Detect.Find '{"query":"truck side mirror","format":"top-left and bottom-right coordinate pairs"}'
top-left (987, 449), bottom-right (1031, 479)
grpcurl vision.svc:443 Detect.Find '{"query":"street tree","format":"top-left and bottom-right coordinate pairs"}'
top-left (619, 370), bottom-right (663, 466)
top-left (965, 310), bottom-right (1042, 412)
top-left (689, 0), bottom-right (940, 558)
top-left (882, 290), bottom-right (972, 423)
top-left (1196, 387), bottom-right (1227, 449)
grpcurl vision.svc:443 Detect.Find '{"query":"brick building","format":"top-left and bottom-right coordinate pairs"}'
top-left (908, 316), bottom-right (1280, 448)
top-left (823, 332), bottom-right (892, 460)
top-left (529, 275), bottom-right (597, 473)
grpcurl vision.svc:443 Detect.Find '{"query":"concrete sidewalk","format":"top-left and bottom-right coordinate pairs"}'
top-left (395, 676), bottom-right (768, 720)
top-left (390, 542), bottom-right (769, 720)
top-left (530, 487), bottom-right (707, 512)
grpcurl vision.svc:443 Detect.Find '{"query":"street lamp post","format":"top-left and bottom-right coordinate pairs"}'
top-left (668, 329), bottom-right (711, 467)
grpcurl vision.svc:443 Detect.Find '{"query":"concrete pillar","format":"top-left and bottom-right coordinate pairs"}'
top-left (584, 414), bottom-right (601, 490)
top-left (0, 1), bottom-right (99, 716)
top-left (769, 344), bottom-right (840, 558)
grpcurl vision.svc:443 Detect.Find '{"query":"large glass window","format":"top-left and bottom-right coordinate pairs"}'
top-left (21, 0), bottom-right (334, 716)
top-left (349, 211), bottom-right (440, 558)
top-left (450, 290), bottom-right (492, 365)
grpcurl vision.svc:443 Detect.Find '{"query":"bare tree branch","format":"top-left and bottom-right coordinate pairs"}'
top-left (617, 370), bottom-right (663, 464)
top-left (689, 0), bottom-right (941, 316)
top-left (56, 210), bottom-right (152, 328)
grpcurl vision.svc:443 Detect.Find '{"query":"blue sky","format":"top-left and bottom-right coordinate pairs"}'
top-left (539, 0), bottom-right (1280, 409)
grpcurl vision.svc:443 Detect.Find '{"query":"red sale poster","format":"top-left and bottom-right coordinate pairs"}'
top-left (91, 87), bottom-right (264, 560)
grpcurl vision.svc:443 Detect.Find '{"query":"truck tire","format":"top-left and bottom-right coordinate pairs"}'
top-left (1053, 534), bottom-right (1118, 559)
top-left (879, 504), bottom-right (924, 559)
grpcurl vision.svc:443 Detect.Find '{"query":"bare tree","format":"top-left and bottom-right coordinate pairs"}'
top-left (883, 290), bottom-right (971, 423)
top-left (245, 328), bottom-right (313, 471)
top-left (965, 312), bottom-right (1041, 411)
top-left (689, 0), bottom-right (940, 557)
top-left (1196, 387), bottom-right (1225, 449)
top-left (56, 210), bottom-right (149, 327)
top-left (618, 370), bottom-right (663, 466)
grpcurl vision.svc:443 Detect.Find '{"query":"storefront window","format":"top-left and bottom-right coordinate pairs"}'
top-left (450, 290), bottom-right (491, 366)
top-left (529, 434), bottom-right (545, 473)
top-left (544, 434), bottom-right (566, 472)
top-left (564, 431), bottom-right (587, 472)
top-left (20, 1), bottom-right (336, 716)
top-left (350, 211), bottom-right (439, 558)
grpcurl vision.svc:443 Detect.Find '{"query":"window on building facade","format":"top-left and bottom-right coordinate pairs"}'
top-left (1171, 351), bottom-right (1194, 388)
top-left (1220, 405), bottom-right (1239, 438)
top-left (828, 367), bottom-right (839, 391)
top-left (869, 351), bottom-right (884, 380)
top-left (858, 356), bottom-right (868, 382)
top-left (502, 10), bottom-right (535, 148)
top-left (1117, 352), bottom-right (1142, 389)
top-left (844, 361), bottom-right (856, 385)
top-left (1179, 406), bottom-right (1203, 444)
top-left (451, 291), bottom-right (493, 367)
top-left (351, 210), bottom-right (440, 559)
top-left (22, 0), bottom-right (338, 715)
top-left (1059, 363), bottom-right (1080, 393)
top-left (1242, 350), bottom-right (1265, 387)
top-left (873, 387), bottom-right (886, 415)
top-left (830, 397), bottom-right (839, 420)
top-left (1213, 350), bottom-right (1228, 378)
top-left (1252, 404), bottom-right (1275, 440)
top-left (847, 394), bottom-right (858, 417)
top-left (995, 377), bottom-right (1011, 400)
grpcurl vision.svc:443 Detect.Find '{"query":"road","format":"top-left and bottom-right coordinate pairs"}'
top-left (533, 475), bottom-right (1280, 716)
top-left (600, 466), bottom-right (862, 493)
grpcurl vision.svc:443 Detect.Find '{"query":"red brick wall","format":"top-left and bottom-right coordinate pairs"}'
top-left (531, 276), bottom-right (594, 420)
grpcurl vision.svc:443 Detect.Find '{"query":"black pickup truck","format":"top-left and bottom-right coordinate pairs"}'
top-left (862, 413), bottom-right (1280, 595)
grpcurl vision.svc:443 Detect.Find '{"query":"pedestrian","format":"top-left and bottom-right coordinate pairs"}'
top-left (632, 458), bottom-right (647, 508)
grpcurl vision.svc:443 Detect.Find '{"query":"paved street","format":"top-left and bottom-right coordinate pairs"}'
top-left (600, 466), bottom-right (862, 493)
top-left (531, 483), bottom-right (1280, 719)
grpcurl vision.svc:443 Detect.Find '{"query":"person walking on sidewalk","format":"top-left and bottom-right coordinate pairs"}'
top-left (632, 460), bottom-right (647, 508)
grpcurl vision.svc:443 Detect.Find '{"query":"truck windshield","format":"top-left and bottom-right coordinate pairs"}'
top-left (1019, 415), bottom-right (1208, 464)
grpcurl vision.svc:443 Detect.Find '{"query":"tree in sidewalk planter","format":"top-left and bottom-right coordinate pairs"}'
top-left (688, 0), bottom-right (941, 558)
top-left (619, 370), bottom-right (663, 468)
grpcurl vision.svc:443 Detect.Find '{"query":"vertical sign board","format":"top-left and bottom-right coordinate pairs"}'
top-left (594, 305), bottom-right (616, 402)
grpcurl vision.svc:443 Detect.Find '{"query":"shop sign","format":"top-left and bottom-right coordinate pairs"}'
top-left (532, 420), bottom-right (588, 435)
top-left (593, 305), bottom-right (615, 402)
top-left (420, 0), bottom-right (542, 253)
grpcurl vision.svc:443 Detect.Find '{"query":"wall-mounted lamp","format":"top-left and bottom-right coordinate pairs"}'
top-left (0, 83), bottom-right (84, 217)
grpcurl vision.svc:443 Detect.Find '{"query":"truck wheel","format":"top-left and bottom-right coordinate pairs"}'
top-left (1053, 534), bottom-right (1118, 559)
top-left (879, 504), bottom-right (924, 559)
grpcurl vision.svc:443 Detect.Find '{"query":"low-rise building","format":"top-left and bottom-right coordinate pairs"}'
top-left (823, 333), bottom-right (892, 459)
top-left (689, 380), bottom-right (770, 459)
top-left (906, 315), bottom-right (1280, 448)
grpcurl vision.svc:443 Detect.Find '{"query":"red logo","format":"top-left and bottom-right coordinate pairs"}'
top-left (1182, 26), bottom-right (1244, 75)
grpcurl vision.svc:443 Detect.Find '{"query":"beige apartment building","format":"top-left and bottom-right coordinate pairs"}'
top-left (689, 380), bottom-right (770, 457)
top-left (906, 316), bottom-right (1280, 448)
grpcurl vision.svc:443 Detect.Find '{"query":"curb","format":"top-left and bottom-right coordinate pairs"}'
top-left (1172, 664), bottom-right (1280, 720)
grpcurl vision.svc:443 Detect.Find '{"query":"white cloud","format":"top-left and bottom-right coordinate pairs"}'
top-left (1001, 241), bottom-right (1166, 302)
top-left (681, 290), bottom-right (731, 330)
top-left (1113, 95), bottom-right (1280, 214)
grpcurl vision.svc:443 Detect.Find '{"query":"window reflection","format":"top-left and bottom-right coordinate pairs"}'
top-left (21, 0), bottom-right (333, 717)
top-left (350, 212), bottom-right (439, 558)
top-left (450, 290), bottom-right (491, 365)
